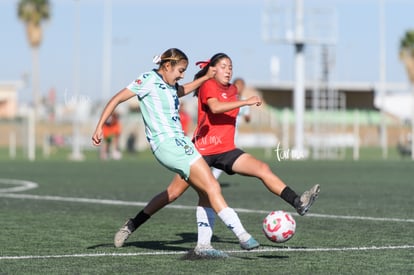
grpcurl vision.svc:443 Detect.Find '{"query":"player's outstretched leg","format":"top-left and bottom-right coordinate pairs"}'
top-left (295, 184), bottom-right (320, 216)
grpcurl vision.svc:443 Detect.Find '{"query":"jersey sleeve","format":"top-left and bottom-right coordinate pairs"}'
top-left (126, 72), bottom-right (152, 99)
top-left (199, 80), bottom-right (218, 105)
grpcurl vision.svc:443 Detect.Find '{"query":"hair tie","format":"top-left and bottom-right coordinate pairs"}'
top-left (195, 59), bottom-right (210, 69)
top-left (152, 55), bottom-right (162, 65)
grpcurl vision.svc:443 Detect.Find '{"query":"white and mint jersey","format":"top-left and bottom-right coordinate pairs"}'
top-left (127, 70), bottom-right (184, 151)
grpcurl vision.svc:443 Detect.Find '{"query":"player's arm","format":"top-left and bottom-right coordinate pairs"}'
top-left (207, 96), bottom-right (262, 114)
top-left (92, 88), bottom-right (135, 146)
top-left (177, 67), bottom-right (216, 97)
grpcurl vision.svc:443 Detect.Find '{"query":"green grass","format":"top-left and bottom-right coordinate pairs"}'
top-left (0, 150), bottom-right (413, 274)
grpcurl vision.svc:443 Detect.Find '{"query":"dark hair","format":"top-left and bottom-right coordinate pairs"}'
top-left (193, 53), bottom-right (230, 97)
top-left (158, 48), bottom-right (188, 67)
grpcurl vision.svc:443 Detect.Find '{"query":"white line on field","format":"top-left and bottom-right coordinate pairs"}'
top-left (0, 179), bottom-right (38, 193)
top-left (1, 245), bottom-right (413, 260)
top-left (1, 192), bottom-right (414, 223)
top-left (1, 179), bottom-right (414, 224)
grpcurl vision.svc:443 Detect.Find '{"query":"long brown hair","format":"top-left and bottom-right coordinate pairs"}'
top-left (193, 53), bottom-right (230, 97)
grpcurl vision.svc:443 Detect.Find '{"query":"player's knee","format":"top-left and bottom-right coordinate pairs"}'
top-left (205, 180), bottom-right (222, 196)
top-left (256, 162), bottom-right (273, 177)
top-left (167, 189), bottom-right (181, 202)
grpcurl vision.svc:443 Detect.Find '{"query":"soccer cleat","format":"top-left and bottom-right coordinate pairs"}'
top-left (194, 245), bottom-right (229, 258)
top-left (114, 219), bottom-right (136, 248)
top-left (240, 236), bottom-right (260, 250)
top-left (295, 184), bottom-right (320, 216)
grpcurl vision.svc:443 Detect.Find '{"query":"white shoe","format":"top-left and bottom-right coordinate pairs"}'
top-left (114, 219), bottom-right (135, 248)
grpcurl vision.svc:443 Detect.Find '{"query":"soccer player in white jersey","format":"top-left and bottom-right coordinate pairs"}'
top-left (110, 53), bottom-right (320, 258)
top-left (92, 48), bottom-right (259, 255)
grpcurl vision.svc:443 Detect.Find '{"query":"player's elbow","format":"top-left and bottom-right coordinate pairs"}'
top-left (210, 108), bottom-right (222, 114)
top-left (209, 104), bottom-right (224, 114)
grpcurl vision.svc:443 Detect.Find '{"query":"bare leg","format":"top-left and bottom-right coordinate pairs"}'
top-left (143, 174), bottom-right (190, 215)
top-left (231, 153), bottom-right (320, 215)
top-left (231, 153), bottom-right (287, 195)
top-left (187, 158), bottom-right (258, 249)
top-left (187, 158), bottom-right (228, 212)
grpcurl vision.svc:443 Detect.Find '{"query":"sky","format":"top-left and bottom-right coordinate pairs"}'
top-left (1, 0), bottom-right (414, 105)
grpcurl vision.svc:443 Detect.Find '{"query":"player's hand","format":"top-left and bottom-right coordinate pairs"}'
top-left (206, 66), bottom-right (217, 79)
top-left (92, 130), bottom-right (103, 146)
top-left (246, 96), bottom-right (262, 106)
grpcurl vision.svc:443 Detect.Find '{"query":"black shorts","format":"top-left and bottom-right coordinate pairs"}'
top-left (203, 148), bottom-right (245, 175)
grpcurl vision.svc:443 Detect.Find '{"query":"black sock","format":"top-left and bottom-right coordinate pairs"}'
top-left (131, 210), bottom-right (151, 229)
top-left (280, 187), bottom-right (300, 208)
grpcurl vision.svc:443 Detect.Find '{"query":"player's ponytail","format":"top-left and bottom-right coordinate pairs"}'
top-left (193, 53), bottom-right (230, 97)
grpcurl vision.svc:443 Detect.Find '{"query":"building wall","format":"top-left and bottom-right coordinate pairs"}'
top-left (0, 82), bottom-right (19, 119)
top-left (256, 87), bottom-right (376, 110)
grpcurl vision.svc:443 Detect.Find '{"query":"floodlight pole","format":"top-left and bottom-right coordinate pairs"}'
top-left (102, 0), bottom-right (112, 102)
top-left (262, 0), bottom-right (336, 157)
top-left (293, 0), bottom-right (305, 155)
top-left (70, 0), bottom-right (84, 161)
top-left (379, 0), bottom-right (388, 159)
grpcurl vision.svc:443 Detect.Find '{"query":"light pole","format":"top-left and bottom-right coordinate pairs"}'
top-left (102, 0), bottom-right (112, 102)
top-left (293, 0), bottom-right (305, 155)
top-left (70, 0), bottom-right (84, 161)
top-left (379, 0), bottom-right (388, 159)
top-left (262, 0), bottom-right (336, 158)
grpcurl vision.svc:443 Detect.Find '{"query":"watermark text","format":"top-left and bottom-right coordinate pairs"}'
top-left (274, 142), bottom-right (305, 161)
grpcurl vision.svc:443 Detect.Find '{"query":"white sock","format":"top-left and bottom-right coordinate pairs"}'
top-left (196, 206), bottom-right (215, 247)
top-left (211, 168), bottom-right (223, 179)
top-left (217, 207), bottom-right (251, 242)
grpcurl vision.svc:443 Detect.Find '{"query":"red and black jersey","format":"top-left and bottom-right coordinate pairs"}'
top-left (193, 79), bottom-right (239, 155)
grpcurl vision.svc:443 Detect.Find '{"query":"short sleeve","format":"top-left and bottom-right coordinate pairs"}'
top-left (126, 73), bottom-right (152, 99)
top-left (199, 80), bottom-right (218, 105)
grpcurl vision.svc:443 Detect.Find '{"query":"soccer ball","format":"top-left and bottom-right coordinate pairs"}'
top-left (262, 210), bottom-right (296, 243)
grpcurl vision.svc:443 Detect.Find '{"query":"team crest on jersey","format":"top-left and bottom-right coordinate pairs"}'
top-left (221, 93), bottom-right (228, 99)
top-left (175, 138), bottom-right (194, 155)
top-left (135, 73), bottom-right (150, 85)
top-left (184, 144), bottom-right (194, 155)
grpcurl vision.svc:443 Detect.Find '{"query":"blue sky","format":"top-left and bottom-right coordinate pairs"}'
top-left (1, 0), bottom-right (414, 104)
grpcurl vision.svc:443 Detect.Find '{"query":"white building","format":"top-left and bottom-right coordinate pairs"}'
top-left (0, 81), bottom-right (21, 119)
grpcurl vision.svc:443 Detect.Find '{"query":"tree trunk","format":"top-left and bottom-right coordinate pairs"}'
top-left (26, 21), bottom-right (42, 48)
top-left (400, 50), bottom-right (414, 83)
top-left (400, 50), bottom-right (414, 160)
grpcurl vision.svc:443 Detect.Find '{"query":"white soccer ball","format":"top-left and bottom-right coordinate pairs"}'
top-left (262, 210), bottom-right (296, 243)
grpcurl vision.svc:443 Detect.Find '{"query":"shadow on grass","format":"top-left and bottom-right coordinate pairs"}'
top-left (257, 255), bottom-right (289, 259)
top-left (218, 182), bottom-right (231, 188)
top-left (86, 231), bottom-right (299, 259)
top-left (86, 232), bottom-right (233, 251)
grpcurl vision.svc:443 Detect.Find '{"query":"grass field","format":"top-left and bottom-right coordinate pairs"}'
top-left (0, 149), bottom-right (413, 274)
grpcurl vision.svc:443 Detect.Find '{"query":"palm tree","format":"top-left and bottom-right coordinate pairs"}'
top-left (399, 30), bottom-right (414, 159)
top-left (400, 30), bottom-right (414, 83)
top-left (18, 0), bottom-right (50, 161)
top-left (17, 0), bottom-right (50, 119)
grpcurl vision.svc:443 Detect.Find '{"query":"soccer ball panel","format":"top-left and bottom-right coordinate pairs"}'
top-left (262, 210), bottom-right (296, 243)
